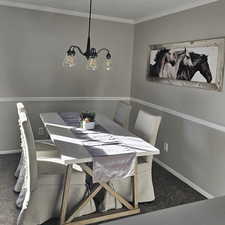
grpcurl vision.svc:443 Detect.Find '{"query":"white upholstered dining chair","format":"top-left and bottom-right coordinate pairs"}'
top-left (16, 102), bottom-right (56, 150)
top-left (133, 110), bottom-right (161, 201)
top-left (100, 110), bottom-right (161, 211)
top-left (113, 101), bottom-right (132, 128)
top-left (14, 103), bottom-right (59, 186)
top-left (17, 111), bottom-right (95, 225)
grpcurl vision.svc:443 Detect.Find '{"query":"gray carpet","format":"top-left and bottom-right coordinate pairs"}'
top-left (0, 154), bottom-right (206, 225)
top-left (0, 154), bottom-right (20, 225)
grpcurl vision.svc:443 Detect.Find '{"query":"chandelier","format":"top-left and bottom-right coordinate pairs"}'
top-left (63, 0), bottom-right (112, 71)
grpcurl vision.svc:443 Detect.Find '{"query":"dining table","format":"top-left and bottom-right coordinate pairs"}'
top-left (40, 112), bottom-right (160, 225)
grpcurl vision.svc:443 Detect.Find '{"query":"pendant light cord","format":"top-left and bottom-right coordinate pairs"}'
top-left (88, 0), bottom-right (92, 39)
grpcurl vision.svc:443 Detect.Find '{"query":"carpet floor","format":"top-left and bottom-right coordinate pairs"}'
top-left (0, 154), bottom-right (206, 225)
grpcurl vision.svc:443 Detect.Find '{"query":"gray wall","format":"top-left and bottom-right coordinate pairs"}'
top-left (0, 6), bottom-right (134, 150)
top-left (0, 6), bottom-right (134, 97)
top-left (131, 0), bottom-right (225, 197)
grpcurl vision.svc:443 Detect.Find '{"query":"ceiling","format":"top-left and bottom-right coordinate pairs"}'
top-left (0, 0), bottom-right (219, 23)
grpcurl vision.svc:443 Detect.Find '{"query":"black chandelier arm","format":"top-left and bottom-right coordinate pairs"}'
top-left (68, 45), bottom-right (86, 56)
top-left (97, 48), bottom-right (110, 54)
top-left (97, 48), bottom-right (111, 58)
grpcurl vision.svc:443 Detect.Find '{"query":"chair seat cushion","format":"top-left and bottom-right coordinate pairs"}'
top-left (36, 149), bottom-right (59, 158)
top-left (37, 160), bottom-right (86, 185)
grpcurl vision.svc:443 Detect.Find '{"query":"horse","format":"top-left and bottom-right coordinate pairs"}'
top-left (149, 48), bottom-right (185, 78)
top-left (159, 48), bottom-right (192, 79)
top-left (149, 48), bottom-right (170, 77)
top-left (177, 52), bottom-right (212, 83)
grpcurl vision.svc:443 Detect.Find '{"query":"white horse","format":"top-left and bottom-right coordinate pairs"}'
top-left (159, 49), bottom-right (193, 79)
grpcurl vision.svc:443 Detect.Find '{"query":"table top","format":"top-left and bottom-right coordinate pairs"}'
top-left (40, 112), bottom-right (160, 164)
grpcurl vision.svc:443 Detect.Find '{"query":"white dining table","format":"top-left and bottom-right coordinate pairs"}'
top-left (40, 112), bottom-right (160, 225)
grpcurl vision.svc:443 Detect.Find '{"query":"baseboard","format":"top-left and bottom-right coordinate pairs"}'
top-left (153, 158), bottom-right (214, 199)
top-left (0, 149), bottom-right (21, 155)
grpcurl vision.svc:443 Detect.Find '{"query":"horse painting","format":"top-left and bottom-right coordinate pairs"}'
top-left (147, 38), bottom-right (225, 91)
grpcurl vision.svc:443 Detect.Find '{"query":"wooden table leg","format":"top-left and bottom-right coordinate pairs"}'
top-left (62, 162), bottom-right (141, 225)
top-left (80, 164), bottom-right (135, 210)
top-left (66, 185), bottom-right (103, 223)
top-left (132, 160), bottom-right (138, 208)
top-left (60, 164), bottom-right (73, 225)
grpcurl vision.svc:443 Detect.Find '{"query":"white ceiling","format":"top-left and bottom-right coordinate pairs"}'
top-left (0, 0), bottom-right (219, 23)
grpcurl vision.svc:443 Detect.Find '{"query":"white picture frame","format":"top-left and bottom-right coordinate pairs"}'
top-left (147, 38), bottom-right (225, 91)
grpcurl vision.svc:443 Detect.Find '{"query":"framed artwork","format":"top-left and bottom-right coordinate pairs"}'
top-left (147, 38), bottom-right (225, 91)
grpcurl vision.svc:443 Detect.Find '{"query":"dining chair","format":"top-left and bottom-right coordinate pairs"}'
top-left (113, 101), bottom-right (132, 128)
top-left (14, 123), bottom-right (60, 193)
top-left (17, 111), bottom-right (96, 225)
top-left (15, 103), bottom-right (58, 182)
top-left (14, 103), bottom-right (60, 192)
top-left (100, 110), bottom-right (161, 211)
top-left (17, 102), bottom-right (55, 149)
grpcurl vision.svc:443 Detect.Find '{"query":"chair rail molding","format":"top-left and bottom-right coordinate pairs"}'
top-left (0, 149), bottom-right (21, 155)
top-left (1, 96), bottom-right (225, 134)
top-left (0, 96), bottom-right (130, 102)
top-left (0, 96), bottom-right (225, 133)
top-left (130, 97), bottom-right (225, 133)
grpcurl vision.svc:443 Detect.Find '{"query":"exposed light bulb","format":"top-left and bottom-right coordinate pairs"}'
top-left (62, 54), bottom-right (76, 68)
top-left (86, 58), bottom-right (98, 71)
top-left (105, 59), bottom-right (112, 71)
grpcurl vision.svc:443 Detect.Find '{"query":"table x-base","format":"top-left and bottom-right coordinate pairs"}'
top-left (59, 161), bottom-right (140, 225)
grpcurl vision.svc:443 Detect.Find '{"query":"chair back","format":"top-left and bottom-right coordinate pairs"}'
top-left (113, 101), bottom-right (132, 128)
top-left (20, 111), bottom-right (38, 191)
top-left (16, 102), bottom-right (33, 155)
top-left (17, 103), bottom-right (24, 144)
top-left (134, 110), bottom-right (161, 146)
top-left (17, 102), bottom-right (34, 142)
top-left (17, 102), bottom-right (26, 119)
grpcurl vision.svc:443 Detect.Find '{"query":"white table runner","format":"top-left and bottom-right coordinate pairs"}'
top-left (59, 112), bottom-right (136, 183)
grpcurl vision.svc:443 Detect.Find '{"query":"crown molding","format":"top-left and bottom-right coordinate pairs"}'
top-left (0, 0), bottom-right (219, 25)
top-left (0, 0), bottom-right (134, 24)
top-left (134, 0), bottom-right (219, 24)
